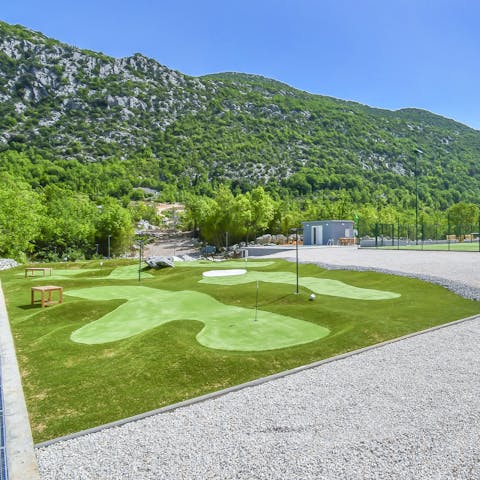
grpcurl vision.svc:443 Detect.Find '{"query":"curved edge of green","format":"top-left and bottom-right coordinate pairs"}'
top-left (67, 286), bottom-right (329, 351)
top-left (200, 271), bottom-right (400, 300)
top-left (178, 260), bottom-right (274, 268)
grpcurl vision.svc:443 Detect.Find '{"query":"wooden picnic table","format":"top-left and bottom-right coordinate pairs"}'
top-left (25, 267), bottom-right (53, 278)
top-left (31, 285), bottom-right (63, 308)
top-left (339, 237), bottom-right (356, 246)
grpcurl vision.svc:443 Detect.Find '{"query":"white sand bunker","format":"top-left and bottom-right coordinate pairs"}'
top-left (202, 269), bottom-right (247, 277)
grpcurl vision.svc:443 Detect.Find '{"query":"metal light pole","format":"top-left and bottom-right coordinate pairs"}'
top-left (415, 156), bottom-right (418, 245)
top-left (295, 227), bottom-right (299, 294)
top-left (107, 235), bottom-right (112, 259)
top-left (414, 149), bottom-right (423, 245)
top-left (478, 206), bottom-right (480, 252)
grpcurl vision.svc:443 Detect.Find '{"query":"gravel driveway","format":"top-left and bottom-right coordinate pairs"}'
top-left (266, 247), bottom-right (480, 299)
top-left (266, 246), bottom-right (480, 286)
top-left (36, 249), bottom-right (480, 479)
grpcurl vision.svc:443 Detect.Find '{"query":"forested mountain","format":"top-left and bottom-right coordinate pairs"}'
top-left (0, 20), bottom-right (479, 210)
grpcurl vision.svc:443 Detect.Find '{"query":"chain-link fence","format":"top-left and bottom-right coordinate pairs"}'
top-left (358, 221), bottom-right (480, 252)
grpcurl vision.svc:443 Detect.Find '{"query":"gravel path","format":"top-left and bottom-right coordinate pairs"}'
top-left (36, 249), bottom-right (480, 479)
top-left (265, 247), bottom-right (480, 300)
top-left (269, 247), bottom-right (480, 286)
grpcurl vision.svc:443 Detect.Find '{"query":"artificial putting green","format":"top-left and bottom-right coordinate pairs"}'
top-left (68, 286), bottom-right (329, 350)
top-left (68, 271), bottom-right (397, 348)
top-left (200, 270), bottom-right (400, 300)
top-left (16, 268), bottom-right (98, 280)
top-left (180, 260), bottom-right (274, 268)
top-left (102, 264), bottom-right (154, 280)
top-left (19, 265), bottom-right (154, 281)
top-left (1, 258), bottom-right (478, 443)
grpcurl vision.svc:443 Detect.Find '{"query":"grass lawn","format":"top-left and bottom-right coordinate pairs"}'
top-left (377, 242), bottom-right (480, 251)
top-left (68, 285), bottom-right (330, 349)
top-left (1, 258), bottom-right (478, 442)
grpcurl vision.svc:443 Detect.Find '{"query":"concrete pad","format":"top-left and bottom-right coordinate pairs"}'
top-left (0, 281), bottom-right (40, 479)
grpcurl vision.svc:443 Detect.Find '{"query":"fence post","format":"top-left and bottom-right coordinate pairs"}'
top-left (397, 219), bottom-right (400, 250)
top-left (421, 220), bottom-right (425, 250)
top-left (375, 224), bottom-right (378, 248)
top-left (447, 213), bottom-right (451, 251)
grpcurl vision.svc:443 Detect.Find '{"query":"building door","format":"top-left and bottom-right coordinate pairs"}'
top-left (312, 225), bottom-right (323, 245)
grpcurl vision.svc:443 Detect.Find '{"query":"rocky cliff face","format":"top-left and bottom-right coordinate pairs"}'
top-left (0, 23), bottom-right (212, 159)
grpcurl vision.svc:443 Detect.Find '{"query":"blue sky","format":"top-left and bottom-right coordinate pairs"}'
top-left (3, 0), bottom-right (480, 129)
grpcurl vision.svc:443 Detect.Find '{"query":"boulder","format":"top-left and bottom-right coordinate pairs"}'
top-left (0, 259), bottom-right (19, 270)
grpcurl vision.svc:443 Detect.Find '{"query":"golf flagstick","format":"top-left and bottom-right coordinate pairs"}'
top-left (254, 280), bottom-right (259, 321)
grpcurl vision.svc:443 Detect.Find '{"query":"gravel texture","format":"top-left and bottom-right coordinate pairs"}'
top-left (311, 262), bottom-right (480, 300)
top-left (37, 317), bottom-right (480, 479)
top-left (267, 247), bottom-right (480, 300)
top-left (36, 248), bottom-right (480, 479)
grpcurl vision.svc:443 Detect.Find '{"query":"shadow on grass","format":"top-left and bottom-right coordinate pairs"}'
top-left (18, 304), bottom-right (42, 311)
top-left (259, 293), bottom-right (295, 307)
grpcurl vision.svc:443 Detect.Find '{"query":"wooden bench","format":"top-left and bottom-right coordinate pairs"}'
top-left (25, 267), bottom-right (53, 278)
top-left (31, 286), bottom-right (63, 308)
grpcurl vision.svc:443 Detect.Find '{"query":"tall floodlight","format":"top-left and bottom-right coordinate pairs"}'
top-left (296, 228), bottom-right (299, 294)
top-left (478, 206), bottom-right (480, 252)
top-left (107, 234), bottom-right (112, 259)
top-left (414, 149), bottom-right (423, 245)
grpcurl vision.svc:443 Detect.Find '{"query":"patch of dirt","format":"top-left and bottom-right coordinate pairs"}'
top-left (143, 233), bottom-right (199, 257)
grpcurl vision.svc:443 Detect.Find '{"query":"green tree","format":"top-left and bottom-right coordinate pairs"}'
top-left (446, 202), bottom-right (479, 237)
top-left (0, 175), bottom-right (44, 260)
top-left (95, 198), bottom-right (134, 256)
top-left (201, 186), bottom-right (237, 247)
top-left (184, 194), bottom-right (218, 239)
top-left (446, 202), bottom-right (478, 227)
top-left (38, 186), bottom-right (98, 259)
top-left (129, 202), bottom-right (162, 226)
top-left (245, 186), bottom-right (275, 240)
top-left (269, 198), bottom-right (302, 235)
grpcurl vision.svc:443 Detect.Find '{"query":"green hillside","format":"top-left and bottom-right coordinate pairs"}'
top-left (0, 20), bottom-right (479, 209)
